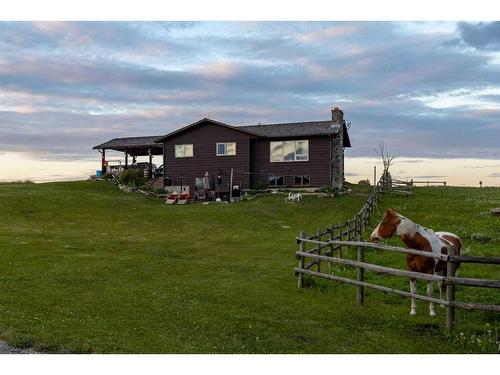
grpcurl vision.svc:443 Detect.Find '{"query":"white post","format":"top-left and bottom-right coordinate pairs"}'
top-left (229, 168), bottom-right (234, 200)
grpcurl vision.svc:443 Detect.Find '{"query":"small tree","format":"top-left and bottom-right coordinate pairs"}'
top-left (375, 139), bottom-right (398, 187)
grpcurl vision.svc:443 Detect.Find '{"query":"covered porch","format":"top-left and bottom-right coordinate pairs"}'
top-left (92, 136), bottom-right (163, 180)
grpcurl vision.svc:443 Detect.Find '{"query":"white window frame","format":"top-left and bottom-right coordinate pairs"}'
top-left (175, 144), bottom-right (194, 158)
top-left (270, 140), bottom-right (309, 162)
top-left (216, 142), bottom-right (236, 156)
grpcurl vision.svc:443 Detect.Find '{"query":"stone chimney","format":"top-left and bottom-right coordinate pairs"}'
top-left (331, 106), bottom-right (344, 124)
top-left (330, 106), bottom-right (345, 190)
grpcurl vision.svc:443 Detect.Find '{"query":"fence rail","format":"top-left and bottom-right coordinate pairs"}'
top-left (295, 239), bottom-right (500, 328)
top-left (410, 180), bottom-right (447, 186)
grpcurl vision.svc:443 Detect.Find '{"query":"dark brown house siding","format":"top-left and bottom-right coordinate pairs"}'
top-left (249, 135), bottom-right (334, 188)
top-left (162, 120), bottom-right (256, 192)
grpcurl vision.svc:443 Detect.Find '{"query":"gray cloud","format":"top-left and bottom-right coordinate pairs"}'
top-left (457, 22), bottom-right (500, 50)
top-left (0, 21), bottom-right (499, 162)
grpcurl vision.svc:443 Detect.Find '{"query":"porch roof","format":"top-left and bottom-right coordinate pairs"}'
top-left (92, 136), bottom-right (163, 156)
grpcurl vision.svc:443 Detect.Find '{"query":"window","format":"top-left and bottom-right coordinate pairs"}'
top-left (175, 144), bottom-right (193, 158)
top-left (268, 176), bottom-right (284, 187)
top-left (294, 176), bottom-right (310, 186)
top-left (216, 142), bottom-right (236, 156)
top-left (270, 140), bottom-right (308, 162)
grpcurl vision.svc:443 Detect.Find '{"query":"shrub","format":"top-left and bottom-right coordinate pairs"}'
top-left (253, 180), bottom-right (269, 191)
top-left (318, 186), bottom-right (339, 194)
top-left (119, 169), bottom-right (145, 187)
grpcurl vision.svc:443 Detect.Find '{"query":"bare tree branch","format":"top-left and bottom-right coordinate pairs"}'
top-left (375, 139), bottom-right (398, 172)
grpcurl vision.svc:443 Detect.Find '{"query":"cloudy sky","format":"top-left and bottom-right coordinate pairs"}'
top-left (0, 21), bottom-right (499, 184)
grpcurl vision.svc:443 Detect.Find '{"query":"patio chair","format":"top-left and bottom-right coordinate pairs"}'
top-left (166, 191), bottom-right (178, 205)
top-left (177, 192), bottom-right (190, 205)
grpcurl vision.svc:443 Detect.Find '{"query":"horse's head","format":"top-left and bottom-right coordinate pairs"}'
top-left (370, 208), bottom-right (401, 242)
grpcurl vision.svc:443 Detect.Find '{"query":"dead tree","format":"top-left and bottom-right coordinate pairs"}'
top-left (375, 140), bottom-right (398, 187)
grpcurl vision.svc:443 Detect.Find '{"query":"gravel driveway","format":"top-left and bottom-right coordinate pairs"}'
top-left (0, 340), bottom-right (36, 354)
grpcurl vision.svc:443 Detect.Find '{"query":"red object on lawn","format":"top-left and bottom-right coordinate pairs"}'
top-left (166, 191), bottom-right (178, 205)
top-left (178, 192), bottom-right (190, 205)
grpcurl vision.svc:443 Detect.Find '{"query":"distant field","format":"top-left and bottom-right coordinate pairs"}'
top-left (0, 181), bottom-right (498, 353)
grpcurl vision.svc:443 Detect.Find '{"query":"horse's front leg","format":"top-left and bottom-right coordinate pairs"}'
top-left (427, 281), bottom-right (436, 316)
top-left (439, 277), bottom-right (446, 308)
top-left (409, 279), bottom-right (417, 315)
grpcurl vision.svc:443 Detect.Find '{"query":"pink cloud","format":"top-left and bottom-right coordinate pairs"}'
top-left (195, 60), bottom-right (242, 80)
top-left (296, 25), bottom-right (361, 43)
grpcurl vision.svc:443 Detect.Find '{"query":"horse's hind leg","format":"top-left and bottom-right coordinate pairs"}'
top-left (409, 279), bottom-right (417, 316)
top-left (427, 281), bottom-right (436, 316)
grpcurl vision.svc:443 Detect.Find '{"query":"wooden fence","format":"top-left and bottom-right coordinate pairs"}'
top-left (299, 188), bottom-right (380, 264)
top-left (298, 168), bottom-right (400, 261)
top-left (295, 237), bottom-right (500, 329)
top-left (383, 178), bottom-right (413, 196)
top-left (294, 169), bottom-right (499, 328)
top-left (411, 180), bottom-right (447, 186)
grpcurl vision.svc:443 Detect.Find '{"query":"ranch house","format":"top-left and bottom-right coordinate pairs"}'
top-left (93, 107), bottom-right (351, 197)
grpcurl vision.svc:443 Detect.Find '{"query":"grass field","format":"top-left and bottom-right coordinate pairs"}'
top-left (0, 181), bottom-right (498, 353)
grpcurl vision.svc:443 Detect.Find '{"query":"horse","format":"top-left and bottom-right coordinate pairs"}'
top-left (370, 208), bottom-right (462, 316)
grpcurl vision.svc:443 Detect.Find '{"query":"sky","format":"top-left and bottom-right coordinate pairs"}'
top-left (0, 21), bottom-right (499, 185)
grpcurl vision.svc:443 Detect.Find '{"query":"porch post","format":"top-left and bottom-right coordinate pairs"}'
top-left (148, 148), bottom-right (153, 177)
top-left (101, 148), bottom-right (106, 173)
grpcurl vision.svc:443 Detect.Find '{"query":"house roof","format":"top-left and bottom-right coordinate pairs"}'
top-left (239, 120), bottom-right (341, 138)
top-left (239, 120), bottom-right (351, 147)
top-left (93, 117), bottom-right (351, 153)
top-left (154, 118), bottom-right (262, 143)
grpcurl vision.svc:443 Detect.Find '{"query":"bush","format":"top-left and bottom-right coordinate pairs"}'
top-left (253, 180), bottom-right (269, 191)
top-left (119, 169), bottom-right (145, 187)
top-left (318, 186), bottom-right (339, 194)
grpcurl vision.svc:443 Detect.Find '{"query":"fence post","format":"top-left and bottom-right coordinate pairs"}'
top-left (357, 232), bottom-right (365, 306)
top-left (338, 223), bottom-right (343, 259)
top-left (355, 215), bottom-right (360, 238)
top-left (445, 245), bottom-right (457, 329)
top-left (328, 224), bottom-right (333, 274)
top-left (367, 198), bottom-right (372, 223)
top-left (316, 228), bottom-right (321, 273)
top-left (297, 232), bottom-right (305, 288)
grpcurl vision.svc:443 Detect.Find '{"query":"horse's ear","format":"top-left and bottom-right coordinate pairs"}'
top-left (386, 208), bottom-right (396, 216)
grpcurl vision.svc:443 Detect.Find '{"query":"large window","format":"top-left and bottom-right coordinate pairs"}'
top-left (268, 176), bottom-right (284, 187)
top-left (294, 176), bottom-right (310, 186)
top-left (270, 140), bottom-right (308, 162)
top-left (175, 144), bottom-right (193, 158)
top-left (216, 142), bottom-right (236, 156)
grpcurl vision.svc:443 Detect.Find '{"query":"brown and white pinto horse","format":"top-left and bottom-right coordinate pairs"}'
top-left (370, 209), bottom-right (462, 316)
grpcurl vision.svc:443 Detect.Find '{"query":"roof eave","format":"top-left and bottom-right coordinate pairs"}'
top-left (155, 118), bottom-right (262, 143)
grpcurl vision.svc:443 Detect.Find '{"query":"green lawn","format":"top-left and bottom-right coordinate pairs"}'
top-left (0, 181), bottom-right (498, 353)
